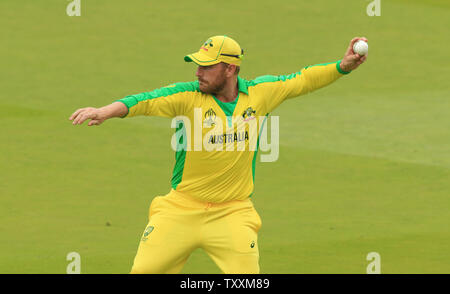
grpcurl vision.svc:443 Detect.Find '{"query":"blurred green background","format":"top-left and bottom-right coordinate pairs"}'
top-left (0, 0), bottom-right (449, 273)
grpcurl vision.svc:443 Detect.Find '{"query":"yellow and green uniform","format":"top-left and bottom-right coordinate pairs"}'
top-left (118, 60), bottom-right (349, 203)
top-left (118, 60), bottom-right (350, 274)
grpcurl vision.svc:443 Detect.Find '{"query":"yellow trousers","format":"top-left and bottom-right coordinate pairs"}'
top-left (130, 189), bottom-right (262, 274)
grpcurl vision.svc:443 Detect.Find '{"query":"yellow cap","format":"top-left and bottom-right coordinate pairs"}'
top-left (184, 35), bottom-right (243, 66)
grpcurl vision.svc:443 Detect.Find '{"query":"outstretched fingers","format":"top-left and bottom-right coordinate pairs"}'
top-left (72, 110), bottom-right (90, 125)
top-left (70, 107), bottom-right (100, 125)
top-left (69, 108), bottom-right (84, 121)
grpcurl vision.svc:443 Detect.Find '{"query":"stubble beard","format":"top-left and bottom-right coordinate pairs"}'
top-left (199, 76), bottom-right (226, 95)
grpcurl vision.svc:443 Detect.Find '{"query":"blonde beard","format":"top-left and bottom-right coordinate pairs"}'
top-left (199, 78), bottom-right (226, 95)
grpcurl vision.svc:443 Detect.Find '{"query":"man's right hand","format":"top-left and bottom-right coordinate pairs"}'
top-left (69, 107), bottom-right (106, 126)
top-left (69, 102), bottom-right (128, 126)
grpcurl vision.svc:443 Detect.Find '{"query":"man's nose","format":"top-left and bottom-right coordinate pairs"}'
top-left (196, 67), bottom-right (202, 78)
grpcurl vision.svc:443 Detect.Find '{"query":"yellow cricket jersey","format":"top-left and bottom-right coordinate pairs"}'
top-left (117, 60), bottom-right (350, 203)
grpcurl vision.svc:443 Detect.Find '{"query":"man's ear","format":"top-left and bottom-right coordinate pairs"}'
top-left (226, 64), bottom-right (236, 77)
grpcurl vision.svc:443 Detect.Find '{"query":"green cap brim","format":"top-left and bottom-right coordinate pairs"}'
top-left (184, 52), bottom-right (221, 66)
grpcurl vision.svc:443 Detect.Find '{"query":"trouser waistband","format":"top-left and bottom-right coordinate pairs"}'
top-left (165, 189), bottom-right (251, 209)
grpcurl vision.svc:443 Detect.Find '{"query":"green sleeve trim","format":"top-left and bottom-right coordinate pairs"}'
top-left (247, 71), bottom-right (302, 88)
top-left (336, 60), bottom-right (351, 75)
top-left (304, 61), bottom-right (337, 70)
top-left (114, 101), bottom-right (129, 118)
top-left (114, 98), bottom-right (134, 113)
top-left (247, 60), bottom-right (348, 88)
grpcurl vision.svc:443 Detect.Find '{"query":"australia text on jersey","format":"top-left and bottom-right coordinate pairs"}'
top-left (170, 108), bottom-right (279, 162)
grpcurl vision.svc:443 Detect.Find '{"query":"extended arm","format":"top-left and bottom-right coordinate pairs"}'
top-left (258, 37), bottom-right (368, 112)
top-left (287, 36), bottom-right (368, 96)
top-left (69, 82), bottom-right (196, 126)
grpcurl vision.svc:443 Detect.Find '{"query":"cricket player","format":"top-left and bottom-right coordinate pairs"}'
top-left (69, 35), bottom-right (367, 274)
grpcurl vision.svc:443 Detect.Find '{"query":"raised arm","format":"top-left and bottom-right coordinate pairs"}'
top-left (69, 101), bottom-right (128, 126)
top-left (253, 37), bottom-right (368, 113)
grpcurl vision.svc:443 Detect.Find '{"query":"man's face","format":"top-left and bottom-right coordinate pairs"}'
top-left (196, 63), bottom-right (228, 94)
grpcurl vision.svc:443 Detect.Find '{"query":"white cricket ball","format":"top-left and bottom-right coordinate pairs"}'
top-left (353, 40), bottom-right (369, 55)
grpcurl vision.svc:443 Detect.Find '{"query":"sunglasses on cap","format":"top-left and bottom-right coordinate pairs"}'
top-left (220, 49), bottom-right (244, 59)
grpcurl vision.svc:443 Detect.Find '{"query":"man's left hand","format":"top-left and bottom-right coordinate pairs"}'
top-left (340, 37), bottom-right (368, 72)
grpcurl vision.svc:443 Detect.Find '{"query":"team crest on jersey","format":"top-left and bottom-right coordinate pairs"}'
top-left (242, 107), bottom-right (256, 122)
top-left (204, 108), bottom-right (217, 127)
top-left (141, 226), bottom-right (154, 242)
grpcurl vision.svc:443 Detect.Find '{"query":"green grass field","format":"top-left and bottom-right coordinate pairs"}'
top-left (1, 0), bottom-right (449, 273)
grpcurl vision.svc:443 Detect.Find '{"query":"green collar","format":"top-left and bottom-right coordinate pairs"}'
top-left (237, 76), bottom-right (249, 95)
